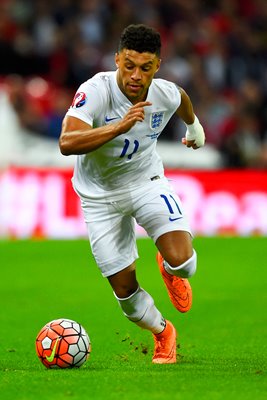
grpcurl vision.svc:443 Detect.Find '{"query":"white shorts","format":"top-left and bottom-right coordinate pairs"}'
top-left (81, 177), bottom-right (192, 277)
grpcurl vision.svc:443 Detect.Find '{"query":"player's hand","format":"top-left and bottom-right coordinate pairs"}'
top-left (182, 115), bottom-right (205, 149)
top-left (182, 137), bottom-right (201, 149)
top-left (116, 101), bottom-right (152, 134)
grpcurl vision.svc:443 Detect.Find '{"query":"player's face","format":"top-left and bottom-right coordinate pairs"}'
top-left (115, 49), bottom-right (161, 104)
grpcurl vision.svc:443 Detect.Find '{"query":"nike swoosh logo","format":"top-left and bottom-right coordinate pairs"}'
top-left (169, 216), bottom-right (183, 222)
top-left (46, 337), bottom-right (60, 362)
top-left (105, 116), bottom-right (120, 123)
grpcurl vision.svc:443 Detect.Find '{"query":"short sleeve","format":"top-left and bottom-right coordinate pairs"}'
top-left (66, 79), bottom-right (105, 126)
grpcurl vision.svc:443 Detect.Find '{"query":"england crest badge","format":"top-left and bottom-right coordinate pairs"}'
top-left (150, 112), bottom-right (164, 129)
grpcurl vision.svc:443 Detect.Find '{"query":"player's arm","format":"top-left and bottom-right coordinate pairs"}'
top-left (60, 116), bottom-right (120, 155)
top-left (175, 87), bottom-right (205, 149)
top-left (59, 101), bottom-right (151, 155)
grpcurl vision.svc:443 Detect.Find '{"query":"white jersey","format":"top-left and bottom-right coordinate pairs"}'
top-left (66, 71), bottom-right (181, 199)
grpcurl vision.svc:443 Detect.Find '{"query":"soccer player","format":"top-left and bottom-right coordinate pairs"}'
top-left (59, 24), bottom-right (205, 364)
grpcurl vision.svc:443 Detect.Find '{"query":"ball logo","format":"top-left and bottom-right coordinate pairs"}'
top-left (71, 92), bottom-right (87, 108)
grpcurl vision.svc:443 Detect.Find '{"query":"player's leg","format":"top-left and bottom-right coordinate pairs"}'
top-left (81, 196), bottom-right (176, 363)
top-left (133, 177), bottom-right (197, 312)
top-left (108, 263), bottom-right (176, 364)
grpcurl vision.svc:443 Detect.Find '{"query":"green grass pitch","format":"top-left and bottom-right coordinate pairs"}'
top-left (0, 237), bottom-right (266, 400)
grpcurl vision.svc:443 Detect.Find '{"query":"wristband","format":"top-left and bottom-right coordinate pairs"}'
top-left (185, 115), bottom-right (205, 147)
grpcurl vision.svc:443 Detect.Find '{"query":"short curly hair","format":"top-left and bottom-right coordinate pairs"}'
top-left (118, 24), bottom-right (161, 57)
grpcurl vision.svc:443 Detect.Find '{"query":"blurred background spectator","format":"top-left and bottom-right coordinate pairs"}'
top-left (0, 0), bottom-right (267, 169)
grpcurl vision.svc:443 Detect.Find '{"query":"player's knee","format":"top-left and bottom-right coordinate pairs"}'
top-left (108, 265), bottom-right (138, 299)
top-left (166, 248), bottom-right (194, 268)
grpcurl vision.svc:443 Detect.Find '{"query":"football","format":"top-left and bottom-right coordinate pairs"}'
top-left (35, 318), bottom-right (91, 368)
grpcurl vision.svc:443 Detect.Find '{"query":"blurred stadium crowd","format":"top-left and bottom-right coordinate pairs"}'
top-left (1, 0), bottom-right (267, 168)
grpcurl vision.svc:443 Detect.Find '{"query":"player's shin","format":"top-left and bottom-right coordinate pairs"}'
top-left (114, 287), bottom-right (166, 334)
top-left (164, 249), bottom-right (197, 278)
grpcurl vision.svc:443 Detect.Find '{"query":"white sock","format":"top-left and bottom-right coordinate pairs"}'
top-left (164, 249), bottom-right (197, 278)
top-left (114, 287), bottom-right (166, 334)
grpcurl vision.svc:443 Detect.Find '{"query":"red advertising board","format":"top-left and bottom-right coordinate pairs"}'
top-left (0, 168), bottom-right (267, 238)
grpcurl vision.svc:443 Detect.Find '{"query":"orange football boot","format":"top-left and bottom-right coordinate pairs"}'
top-left (152, 320), bottom-right (177, 364)
top-left (156, 252), bottom-right (192, 313)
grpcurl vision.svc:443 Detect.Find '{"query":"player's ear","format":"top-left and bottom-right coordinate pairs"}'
top-left (115, 53), bottom-right (119, 68)
top-left (155, 58), bottom-right (161, 73)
